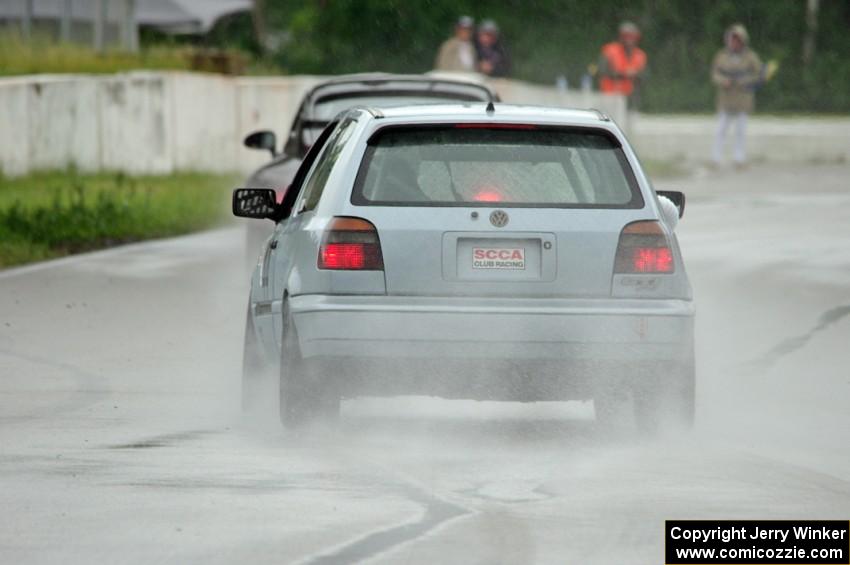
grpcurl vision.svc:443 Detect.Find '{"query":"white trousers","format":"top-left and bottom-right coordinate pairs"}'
top-left (713, 111), bottom-right (748, 164)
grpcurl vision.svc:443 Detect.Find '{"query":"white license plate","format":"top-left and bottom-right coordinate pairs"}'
top-left (472, 247), bottom-right (526, 270)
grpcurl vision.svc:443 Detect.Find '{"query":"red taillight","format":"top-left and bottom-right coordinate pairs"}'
top-left (321, 243), bottom-right (367, 270)
top-left (614, 221), bottom-right (674, 274)
top-left (318, 217), bottom-right (383, 271)
top-left (630, 247), bottom-right (673, 273)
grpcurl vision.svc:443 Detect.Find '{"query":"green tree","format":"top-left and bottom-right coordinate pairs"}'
top-left (258, 0), bottom-right (850, 113)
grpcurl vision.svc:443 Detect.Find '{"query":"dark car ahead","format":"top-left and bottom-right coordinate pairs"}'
top-left (241, 73), bottom-right (499, 257)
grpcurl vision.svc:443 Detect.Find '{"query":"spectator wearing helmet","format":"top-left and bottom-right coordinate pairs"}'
top-left (711, 23), bottom-right (763, 168)
top-left (475, 20), bottom-right (511, 77)
top-left (434, 16), bottom-right (477, 73)
top-left (598, 21), bottom-right (647, 110)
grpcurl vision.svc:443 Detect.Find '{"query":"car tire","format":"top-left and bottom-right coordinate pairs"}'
top-left (634, 358), bottom-right (695, 435)
top-left (242, 305), bottom-right (270, 412)
top-left (279, 301), bottom-right (340, 428)
top-left (593, 383), bottom-right (633, 435)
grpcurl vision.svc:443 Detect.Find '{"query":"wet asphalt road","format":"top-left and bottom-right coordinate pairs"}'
top-left (1, 164), bottom-right (848, 564)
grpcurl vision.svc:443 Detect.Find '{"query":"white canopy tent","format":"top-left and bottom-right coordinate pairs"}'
top-left (0, 0), bottom-right (252, 50)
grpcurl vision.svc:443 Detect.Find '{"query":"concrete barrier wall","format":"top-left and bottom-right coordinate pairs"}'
top-left (27, 77), bottom-right (100, 172)
top-left (0, 71), bottom-right (627, 177)
top-left (487, 77), bottom-right (627, 122)
top-left (0, 79), bottom-right (30, 176)
top-left (172, 73), bottom-right (238, 173)
top-left (631, 114), bottom-right (850, 165)
top-left (1, 71), bottom-right (847, 177)
top-left (99, 73), bottom-right (173, 174)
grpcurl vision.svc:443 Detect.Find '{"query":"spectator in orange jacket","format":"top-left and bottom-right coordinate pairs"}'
top-left (598, 21), bottom-right (647, 109)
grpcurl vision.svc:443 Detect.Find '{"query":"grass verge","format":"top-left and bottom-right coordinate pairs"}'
top-left (0, 33), bottom-right (272, 76)
top-left (0, 170), bottom-right (237, 269)
top-left (0, 33), bottom-right (192, 76)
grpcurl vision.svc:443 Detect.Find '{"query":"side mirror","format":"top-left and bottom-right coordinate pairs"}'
top-left (243, 130), bottom-right (277, 157)
top-left (232, 188), bottom-right (278, 220)
top-left (656, 190), bottom-right (685, 218)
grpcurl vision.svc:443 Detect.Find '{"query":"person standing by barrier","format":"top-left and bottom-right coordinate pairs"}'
top-left (711, 23), bottom-right (763, 169)
top-left (476, 20), bottom-right (511, 77)
top-left (434, 16), bottom-right (477, 73)
top-left (598, 21), bottom-right (647, 110)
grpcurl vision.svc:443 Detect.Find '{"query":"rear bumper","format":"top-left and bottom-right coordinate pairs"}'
top-left (289, 294), bottom-right (694, 363)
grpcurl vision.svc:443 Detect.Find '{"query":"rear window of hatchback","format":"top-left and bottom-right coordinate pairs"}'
top-left (352, 125), bottom-right (644, 208)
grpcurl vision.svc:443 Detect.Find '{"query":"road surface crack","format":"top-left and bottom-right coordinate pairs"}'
top-left (300, 483), bottom-right (469, 565)
top-left (747, 304), bottom-right (850, 371)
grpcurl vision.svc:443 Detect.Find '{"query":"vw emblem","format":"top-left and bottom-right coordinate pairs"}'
top-left (489, 210), bottom-right (509, 228)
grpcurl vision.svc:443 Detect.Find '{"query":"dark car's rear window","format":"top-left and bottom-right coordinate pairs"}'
top-left (352, 126), bottom-right (643, 208)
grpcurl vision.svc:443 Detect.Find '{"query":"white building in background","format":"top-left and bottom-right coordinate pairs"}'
top-left (0, 0), bottom-right (252, 51)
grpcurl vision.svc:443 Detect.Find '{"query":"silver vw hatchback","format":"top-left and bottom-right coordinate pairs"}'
top-left (234, 104), bottom-right (694, 432)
